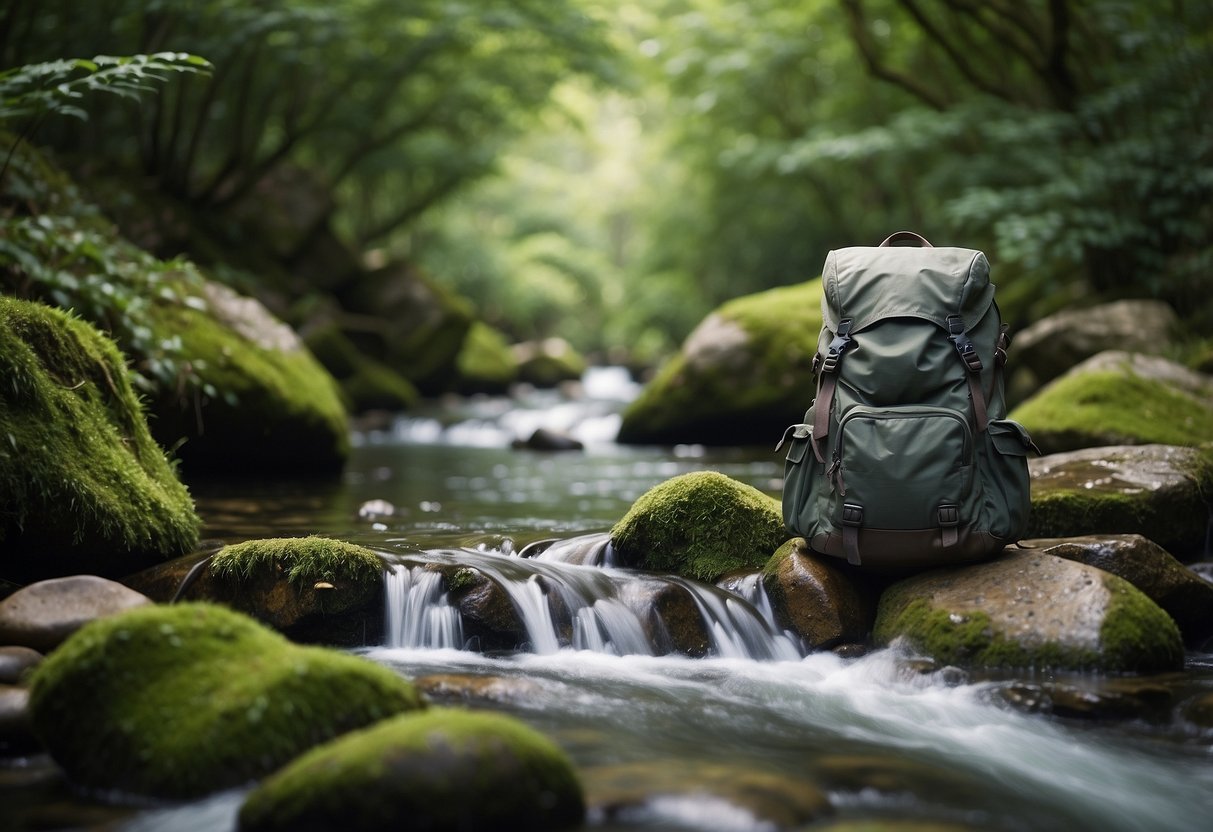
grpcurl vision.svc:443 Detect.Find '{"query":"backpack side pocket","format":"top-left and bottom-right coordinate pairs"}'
top-left (780, 405), bottom-right (821, 539)
top-left (980, 418), bottom-right (1033, 542)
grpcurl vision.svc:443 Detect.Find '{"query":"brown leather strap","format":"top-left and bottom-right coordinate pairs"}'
top-left (812, 373), bottom-right (836, 464)
top-left (841, 503), bottom-right (863, 566)
top-left (879, 231), bottom-right (933, 248)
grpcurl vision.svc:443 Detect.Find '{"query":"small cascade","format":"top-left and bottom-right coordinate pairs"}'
top-left (532, 531), bottom-right (618, 567)
top-left (381, 539), bottom-right (805, 661)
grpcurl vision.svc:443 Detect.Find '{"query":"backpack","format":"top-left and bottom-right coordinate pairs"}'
top-left (778, 231), bottom-right (1035, 569)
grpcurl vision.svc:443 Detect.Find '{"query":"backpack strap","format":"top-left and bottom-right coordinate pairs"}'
top-left (811, 318), bottom-right (854, 464)
top-left (879, 231), bottom-right (933, 248)
top-left (946, 315), bottom-right (989, 433)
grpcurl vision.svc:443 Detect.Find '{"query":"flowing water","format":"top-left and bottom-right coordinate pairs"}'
top-left (20, 367), bottom-right (1213, 831)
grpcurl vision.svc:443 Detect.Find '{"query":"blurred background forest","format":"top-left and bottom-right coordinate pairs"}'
top-left (2, 0), bottom-right (1211, 371)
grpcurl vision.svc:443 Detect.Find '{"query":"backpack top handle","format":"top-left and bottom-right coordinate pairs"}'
top-left (879, 231), bottom-right (933, 248)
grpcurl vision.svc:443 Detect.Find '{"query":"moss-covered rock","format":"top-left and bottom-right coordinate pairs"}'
top-left (456, 321), bottom-right (519, 394)
top-left (761, 538), bottom-right (876, 650)
top-left (149, 280), bottom-right (350, 476)
top-left (617, 280), bottom-right (822, 445)
top-left (513, 337), bottom-right (587, 389)
top-left (873, 550), bottom-right (1184, 673)
top-left (200, 537), bottom-right (385, 645)
top-left (1028, 444), bottom-right (1213, 557)
top-left (0, 298), bottom-right (200, 582)
top-left (1010, 351), bottom-right (1213, 453)
top-left (238, 709), bottom-right (585, 832)
top-left (304, 323), bottom-right (418, 414)
top-left (611, 472), bottom-right (786, 582)
top-left (28, 603), bottom-right (424, 799)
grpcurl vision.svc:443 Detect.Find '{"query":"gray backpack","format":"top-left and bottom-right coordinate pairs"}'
top-left (778, 232), bottom-right (1035, 568)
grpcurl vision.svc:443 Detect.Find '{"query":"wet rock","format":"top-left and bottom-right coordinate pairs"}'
top-left (120, 545), bottom-right (222, 603)
top-left (992, 677), bottom-right (1174, 721)
top-left (585, 759), bottom-right (832, 829)
top-left (0, 646), bottom-right (43, 685)
top-left (0, 297), bottom-right (200, 582)
top-left (441, 566), bottom-right (528, 651)
top-left (810, 820), bottom-right (985, 832)
top-left (29, 603), bottom-right (425, 799)
top-left (512, 337), bottom-right (587, 389)
top-left (1019, 535), bottom-right (1213, 644)
top-left (815, 753), bottom-right (990, 821)
top-left (644, 581), bottom-right (711, 657)
top-left (1012, 300), bottom-right (1180, 387)
top-left (513, 427), bottom-right (584, 452)
top-left (0, 684), bottom-right (37, 754)
top-left (761, 539), bottom-right (876, 650)
top-left (238, 709), bottom-right (585, 832)
top-left (611, 471), bottom-right (786, 583)
top-left (1011, 351), bottom-right (1213, 453)
top-left (0, 576), bottom-right (152, 653)
top-left (454, 321), bottom-right (519, 394)
top-left (199, 537), bottom-right (386, 646)
top-left (1180, 691), bottom-right (1213, 729)
top-left (618, 280), bottom-right (822, 445)
top-left (414, 673), bottom-right (546, 704)
top-left (873, 549), bottom-right (1184, 673)
top-left (1027, 444), bottom-right (1213, 558)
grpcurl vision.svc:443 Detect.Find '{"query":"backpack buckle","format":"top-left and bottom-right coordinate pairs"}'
top-left (820, 318), bottom-right (854, 374)
top-left (841, 503), bottom-right (864, 526)
top-left (946, 315), bottom-right (983, 374)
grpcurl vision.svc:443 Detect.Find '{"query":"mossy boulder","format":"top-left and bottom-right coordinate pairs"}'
top-left (198, 537), bottom-right (386, 645)
top-left (761, 538), bottom-right (876, 650)
top-left (873, 550), bottom-right (1184, 673)
top-left (28, 603), bottom-right (425, 799)
top-left (0, 298), bottom-right (200, 582)
top-left (1010, 351), bottom-right (1213, 453)
top-left (1028, 444), bottom-right (1213, 557)
top-left (1019, 535), bottom-right (1213, 645)
top-left (617, 280), bottom-right (822, 445)
top-left (610, 472), bottom-right (786, 582)
top-left (513, 338), bottom-right (587, 389)
top-left (149, 280), bottom-right (350, 476)
top-left (304, 323), bottom-right (418, 414)
top-left (238, 709), bottom-right (585, 832)
top-left (456, 321), bottom-right (519, 394)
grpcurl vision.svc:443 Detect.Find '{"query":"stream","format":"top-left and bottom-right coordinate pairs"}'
top-left (21, 368), bottom-right (1213, 831)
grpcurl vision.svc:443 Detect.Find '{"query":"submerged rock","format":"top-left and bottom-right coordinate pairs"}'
top-left (1027, 444), bottom-right (1213, 557)
top-left (28, 603), bottom-right (425, 799)
top-left (0, 576), bottom-right (152, 653)
top-left (1018, 535), bottom-right (1213, 645)
top-left (0, 297), bottom-right (200, 582)
top-left (617, 280), bottom-right (823, 445)
top-left (513, 427), bottom-right (584, 451)
top-left (197, 537), bottom-right (385, 645)
top-left (761, 539), bottom-right (875, 650)
top-left (1010, 351), bottom-right (1213, 453)
top-left (611, 472), bottom-right (786, 583)
top-left (873, 549), bottom-right (1184, 673)
top-left (238, 709), bottom-right (585, 832)
top-left (991, 677), bottom-right (1174, 721)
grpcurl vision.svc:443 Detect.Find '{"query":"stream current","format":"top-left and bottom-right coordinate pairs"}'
top-left (65, 369), bottom-right (1213, 830)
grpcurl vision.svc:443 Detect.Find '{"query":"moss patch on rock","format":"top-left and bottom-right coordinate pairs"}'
top-left (304, 324), bottom-right (418, 413)
top-left (238, 708), bottom-right (584, 832)
top-left (456, 321), bottom-right (519, 394)
top-left (618, 280), bottom-right (822, 445)
top-left (513, 338), bottom-right (587, 389)
top-left (211, 536), bottom-right (383, 588)
top-left (610, 472), bottom-right (786, 582)
top-left (0, 298), bottom-right (200, 582)
top-left (28, 603), bottom-right (424, 799)
top-left (1010, 352), bottom-right (1213, 453)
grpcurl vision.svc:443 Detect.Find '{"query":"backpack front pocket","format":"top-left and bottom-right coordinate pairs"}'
top-left (835, 406), bottom-right (974, 531)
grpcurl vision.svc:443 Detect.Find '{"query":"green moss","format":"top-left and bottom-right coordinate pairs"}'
top-left (305, 324), bottom-right (418, 413)
top-left (1010, 369), bottom-right (1213, 453)
top-left (1097, 572), bottom-right (1184, 672)
top-left (28, 603), bottom-right (424, 799)
top-left (515, 339), bottom-right (587, 389)
top-left (238, 708), bottom-right (584, 832)
top-left (456, 322), bottom-right (519, 393)
top-left (150, 299), bottom-right (350, 474)
top-left (211, 536), bottom-right (383, 589)
top-left (610, 471), bottom-right (786, 582)
top-left (618, 280), bottom-right (822, 445)
top-left (0, 297), bottom-right (199, 580)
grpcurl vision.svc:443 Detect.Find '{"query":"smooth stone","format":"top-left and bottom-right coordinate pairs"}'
top-left (0, 575), bottom-right (152, 653)
top-left (0, 646), bottom-right (43, 685)
top-left (761, 538), bottom-right (876, 650)
top-left (0, 684), bottom-right (37, 753)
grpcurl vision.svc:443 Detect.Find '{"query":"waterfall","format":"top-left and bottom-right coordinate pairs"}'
top-left (381, 540), bottom-right (802, 661)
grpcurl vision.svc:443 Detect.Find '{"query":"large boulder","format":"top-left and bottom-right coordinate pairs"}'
top-left (455, 322), bottom-right (520, 394)
top-left (0, 297), bottom-right (200, 582)
top-left (195, 537), bottom-right (386, 646)
top-left (873, 549), bottom-right (1184, 673)
top-left (1018, 535), bottom-right (1213, 645)
top-left (238, 709), bottom-right (585, 832)
top-left (303, 323), bottom-right (419, 414)
top-left (1011, 300), bottom-right (1180, 387)
top-left (1010, 351), bottom-right (1213, 453)
top-left (28, 603), bottom-right (425, 798)
top-left (148, 280), bottom-right (350, 476)
top-left (617, 280), bottom-right (822, 445)
top-left (761, 539), bottom-right (876, 650)
top-left (0, 576), bottom-right (152, 653)
top-left (611, 472), bottom-right (786, 583)
top-left (1028, 444), bottom-right (1213, 558)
